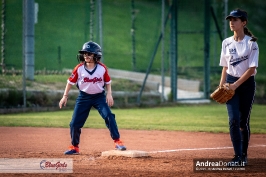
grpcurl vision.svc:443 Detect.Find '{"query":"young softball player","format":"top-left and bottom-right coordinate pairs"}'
top-left (59, 41), bottom-right (126, 154)
top-left (219, 9), bottom-right (259, 166)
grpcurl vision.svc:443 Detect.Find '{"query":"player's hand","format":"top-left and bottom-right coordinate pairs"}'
top-left (106, 93), bottom-right (114, 107)
top-left (223, 83), bottom-right (237, 91)
top-left (59, 96), bottom-right (68, 109)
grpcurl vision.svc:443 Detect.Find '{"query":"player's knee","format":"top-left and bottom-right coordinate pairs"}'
top-left (105, 113), bottom-right (115, 120)
top-left (239, 126), bottom-right (247, 131)
top-left (229, 119), bottom-right (240, 128)
top-left (103, 113), bottom-right (115, 124)
top-left (103, 113), bottom-right (115, 127)
top-left (239, 122), bottom-right (249, 131)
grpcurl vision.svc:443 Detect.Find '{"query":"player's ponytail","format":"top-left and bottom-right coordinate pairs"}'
top-left (236, 8), bottom-right (258, 42)
top-left (244, 26), bottom-right (258, 42)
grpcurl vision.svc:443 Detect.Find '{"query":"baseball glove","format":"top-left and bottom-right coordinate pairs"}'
top-left (210, 83), bottom-right (235, 104)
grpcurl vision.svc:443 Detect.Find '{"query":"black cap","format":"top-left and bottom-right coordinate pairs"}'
top-left (225, 10), bottom-right (248, 20)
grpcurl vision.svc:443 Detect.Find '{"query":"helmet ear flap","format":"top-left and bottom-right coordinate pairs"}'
top-left (77, 54), bottom-right (85, 63)
top-left (94, 55), bottom-right (101, 62)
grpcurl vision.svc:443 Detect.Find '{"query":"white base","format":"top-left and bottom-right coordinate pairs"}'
top-left (101, 150), bottom-right (149, 158)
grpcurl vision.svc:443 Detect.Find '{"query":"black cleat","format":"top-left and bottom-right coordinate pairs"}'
top-left (242, 154), bottom-right (248, 166)
top-left (227, 155), bottom-right (245, 167)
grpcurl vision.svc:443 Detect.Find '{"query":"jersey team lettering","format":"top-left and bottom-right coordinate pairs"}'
top-left (230, 55), bottom-right (248, 67)
top-left (81, 77), bottom-right (102, 84)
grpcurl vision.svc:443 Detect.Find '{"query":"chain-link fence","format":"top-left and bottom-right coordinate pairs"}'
top-left (1, 0), bottom-right (226, 102)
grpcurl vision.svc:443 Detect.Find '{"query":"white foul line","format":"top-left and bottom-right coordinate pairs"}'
top-left (148, 144), bottom-right (266, 154)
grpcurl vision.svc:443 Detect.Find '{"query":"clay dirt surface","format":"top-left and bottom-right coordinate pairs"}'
top-left (0, 127), bottom-right (265, 177)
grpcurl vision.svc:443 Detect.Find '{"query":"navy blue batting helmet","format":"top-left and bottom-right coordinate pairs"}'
top-left (79, 41), bottom-right (102, 60)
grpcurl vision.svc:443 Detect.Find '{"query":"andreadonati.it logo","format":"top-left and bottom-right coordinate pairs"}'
top-left (195, 160), bottom-right (245, 167)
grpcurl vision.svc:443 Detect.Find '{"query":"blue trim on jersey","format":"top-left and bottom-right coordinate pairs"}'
top-left (84, 64), bottom-right (98, 75)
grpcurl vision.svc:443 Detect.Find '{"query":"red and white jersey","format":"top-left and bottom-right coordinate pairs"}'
top-left (68, 62), bottom-right (111, 94)
top-left (219, 35), bottom-right (259, 77)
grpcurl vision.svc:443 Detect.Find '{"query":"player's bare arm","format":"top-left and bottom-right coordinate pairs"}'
top-left (219, 67), bottom-right (227, 87)
top-left (105, 84), bottom-right (114, 107)
top-left (59, 83), bottom-right (72, 109)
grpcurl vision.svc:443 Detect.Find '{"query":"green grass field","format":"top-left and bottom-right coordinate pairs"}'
top-left (2, 0), bottom-right (265, 74)
top-left (1, 104), bottom-right (265, 134)
top-left (0, 1), bottom-right (265, 135)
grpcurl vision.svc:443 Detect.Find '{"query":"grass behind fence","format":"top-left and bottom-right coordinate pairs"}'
top-left (0, 104), bottom-right (265, 134)
top-left (3, 0), bottom-right (265, 75)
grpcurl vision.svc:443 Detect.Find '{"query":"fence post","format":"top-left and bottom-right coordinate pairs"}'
top-left (1, 0), bottom-right (6, 74)
top-left (204, 0), bottom-right (211, 98)
top-left (23, 0), bottom-right (35, 80)
top-left (170, 0), bottom-right (178, 102)
top-left (131, 0), bottom-right (136, 71)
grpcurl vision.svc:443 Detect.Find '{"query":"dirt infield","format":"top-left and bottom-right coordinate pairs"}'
top-left (0, 127), bottom-right (265, 176)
